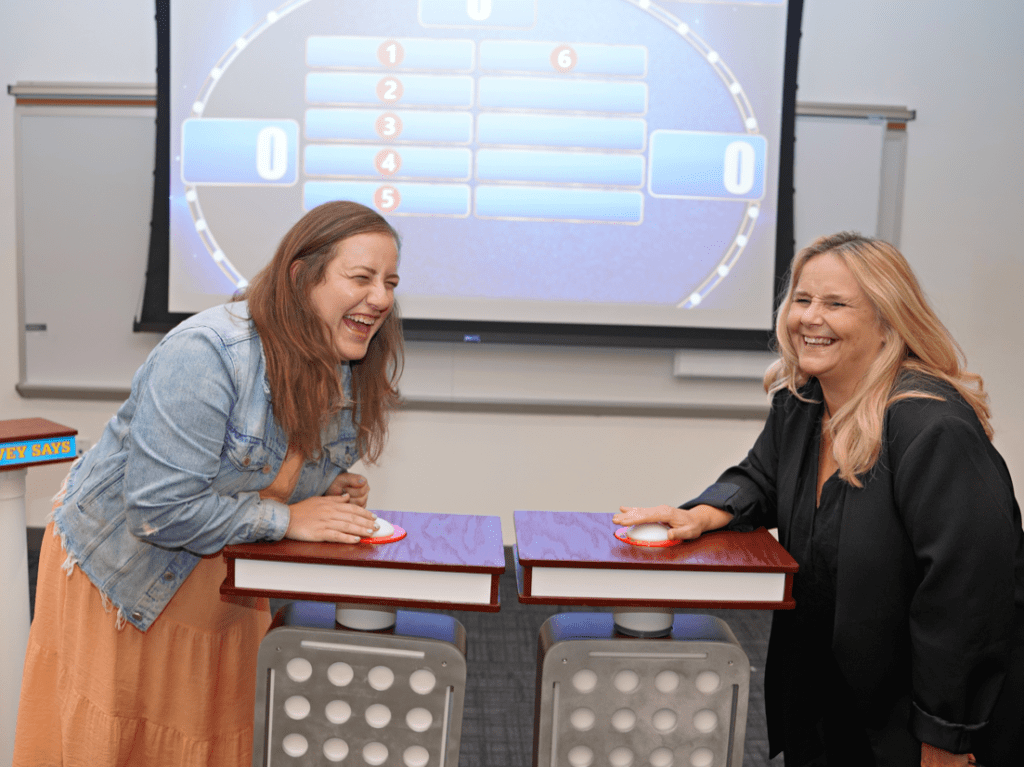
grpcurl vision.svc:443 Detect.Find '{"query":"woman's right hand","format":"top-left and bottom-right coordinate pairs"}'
top-left (612, 504), bottom-right (733, 541)
top-left (920, 743), bottom-right (975, 766)
top-left (285, 494), bottom-right (378, 543)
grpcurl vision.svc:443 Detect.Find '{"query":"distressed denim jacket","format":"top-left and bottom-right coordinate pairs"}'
top-left (52, 302), bottom-right (359, 631)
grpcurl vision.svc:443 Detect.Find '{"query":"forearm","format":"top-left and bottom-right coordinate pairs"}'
top-left (689, 504), bottom-right (734, 533)
top-left (124, 486), bottom-right (291, 554)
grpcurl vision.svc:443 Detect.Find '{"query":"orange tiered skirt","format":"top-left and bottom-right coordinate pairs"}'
top-left (13, 522), bottom-right (271, 766)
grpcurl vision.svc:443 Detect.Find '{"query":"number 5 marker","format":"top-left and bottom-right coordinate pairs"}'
top-left (375, 185), bottom-right (401, 212)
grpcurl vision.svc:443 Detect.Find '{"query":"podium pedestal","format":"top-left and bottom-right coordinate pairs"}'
top-left (0, 418), bottom-right (77, 766)
top-left (1, 470), bottom-right (31, 767)
top-left (222, 510), bottom-right (505, 767)
top-left (513, 510), bottom-right (799, 767)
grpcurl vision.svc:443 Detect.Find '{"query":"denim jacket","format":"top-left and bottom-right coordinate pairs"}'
top-left (52, 301), bottom-right (359, 631)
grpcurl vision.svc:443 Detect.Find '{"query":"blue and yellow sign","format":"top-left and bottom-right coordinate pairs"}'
top-left (0, 435), bottom-right (77, 468)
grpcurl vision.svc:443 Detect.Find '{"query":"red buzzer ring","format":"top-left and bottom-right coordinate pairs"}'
top-left (614, 527), bottom-right (682, 547)
top-left (360, 524), bottom-right (407, 544)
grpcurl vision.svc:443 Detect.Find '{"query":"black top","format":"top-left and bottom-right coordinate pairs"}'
top-left (790, 411), bottom-right (842, 633)
top-left (777, 409), bottom-right (873, 765)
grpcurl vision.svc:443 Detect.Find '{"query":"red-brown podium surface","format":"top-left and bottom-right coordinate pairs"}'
top-left (1, 418), bottom-right (78, 767)
top-left (222, 509), bottom-right (505, 621)
top-left (514, 510), bottom-right (797, 612)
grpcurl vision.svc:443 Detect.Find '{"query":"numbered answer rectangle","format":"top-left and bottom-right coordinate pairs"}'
top-left (476, 149), bottom-right (644, 186)
top-left (181, 119), bottom-right (299, 185)
top-left (306, 73), bottom-right (474, 108)
top-left (479, 40), bottom-right (646, 76)
top-left (306, 109), bottom-right (473, 144)
top-left (649, 130), bottom-right (767, 200)
top-left (478, 76), bottom-right (647, 113)
top-left (305, 144), bottom-right (471, 180)
top-left (304, 181), bottom-right (471, 216)
top-left (307, 36), bottom-right (475, 71)
top-left (419, 0), bottom-right (536, 28)
top-left (475, 185), bottom-right (643, 223)
top-left (476, 113), bottom-right (646, 150)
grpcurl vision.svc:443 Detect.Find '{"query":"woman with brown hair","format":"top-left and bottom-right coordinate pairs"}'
top-left (14, 201), bottom-right (404, 765)
top-left (616, 232), bottom-right (1023, 766)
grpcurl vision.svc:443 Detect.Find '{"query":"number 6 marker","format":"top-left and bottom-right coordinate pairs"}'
top-left (551, 45), bottom-right (578, 73)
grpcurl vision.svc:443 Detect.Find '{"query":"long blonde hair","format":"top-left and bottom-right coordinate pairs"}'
top-left (766, 232), bottom-right (991, 485)
top-left (244, 201), bottom-right (403, 463)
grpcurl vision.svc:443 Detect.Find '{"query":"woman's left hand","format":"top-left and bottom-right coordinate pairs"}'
top-left (921, 743), bottom-right (975, 766)
top-left (327, 472), bottom-right (369, 507)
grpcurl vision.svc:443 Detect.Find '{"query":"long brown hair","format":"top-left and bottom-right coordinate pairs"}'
top-left (766, 232), bottom-right (991, 485)
top-left (244, 201), bottom-right (403, 463)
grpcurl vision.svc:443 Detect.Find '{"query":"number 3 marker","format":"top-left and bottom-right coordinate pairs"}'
top-left (375, 112), bottom-right (403, 140)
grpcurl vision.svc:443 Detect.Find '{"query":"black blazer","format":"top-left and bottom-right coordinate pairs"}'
top-left (684, 374), bottom-right (1023, 756)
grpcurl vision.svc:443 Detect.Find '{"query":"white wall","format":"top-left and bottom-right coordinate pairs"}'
top-left (795, 0), bottom-right (1024, 488)
top-left (2, 0), bottom-right (1022, 540)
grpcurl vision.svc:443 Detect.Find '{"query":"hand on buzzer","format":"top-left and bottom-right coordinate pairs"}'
top-left (613, 504), bottom-right (734, 541)
top-left (286, 472), bottom-right (376, 543)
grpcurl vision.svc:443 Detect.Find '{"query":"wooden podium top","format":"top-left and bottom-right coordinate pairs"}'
top-left (222, 510), bottom-right (506, 611)
top-left (514, 510), bottom-right (798, 610)
top-left (0, 418), bottom-right (78, 471)
top-left (515, 510), bottom-right (797, 572)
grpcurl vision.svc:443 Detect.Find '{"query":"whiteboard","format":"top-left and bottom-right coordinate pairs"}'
top-left (793, 116), bottom-right (887, 250)
top-left (14, 94), bottom-right (910, 409)
top-left (17, 106), bottom-right (159, 394)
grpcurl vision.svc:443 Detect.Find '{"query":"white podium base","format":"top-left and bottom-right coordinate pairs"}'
top-left (336, 603), bottom-right (398, 631)
top-left (1, 469), bottom-right (30, 766)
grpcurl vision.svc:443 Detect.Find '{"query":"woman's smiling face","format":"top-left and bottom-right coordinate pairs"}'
top-left (306, 231), bottom-right (399, 362)
top-left (787, 251), bottom-right (886, 397)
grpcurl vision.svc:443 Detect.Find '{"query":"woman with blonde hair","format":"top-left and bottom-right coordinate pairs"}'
top-left (15, 201), bottom-right (404, 765)
top-left (617, 232), bottom-right (1023, 766)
